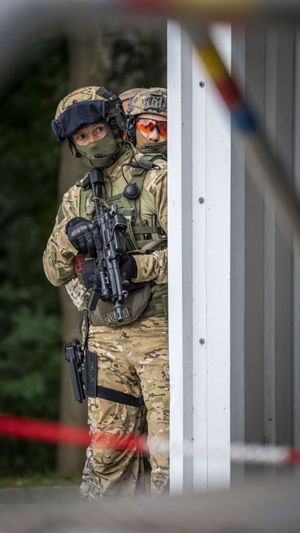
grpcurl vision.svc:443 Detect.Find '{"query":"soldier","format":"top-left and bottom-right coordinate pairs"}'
top-left (65, 87), bottom-right (168, 312)
top-left (43, 86), bottom-right (168, 499)
top-left (126, 87), bottom-right (167, 156)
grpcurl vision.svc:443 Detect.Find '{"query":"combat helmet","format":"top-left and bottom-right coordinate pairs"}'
top-left (51, 86), bottom-right (127, 169)
top-left (126, 87), bottom-right (167, 150)
top-left (119, 87), bottom-right (143, 116)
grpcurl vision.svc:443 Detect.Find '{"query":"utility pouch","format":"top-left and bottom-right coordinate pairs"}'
top-left (89, 283), bottom-right (151, 327)
top-left (84, 350), bottom-right (98, 397)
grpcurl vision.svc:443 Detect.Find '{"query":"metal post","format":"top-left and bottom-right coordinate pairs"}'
top-left (168, 21), bottom-right (231, 493)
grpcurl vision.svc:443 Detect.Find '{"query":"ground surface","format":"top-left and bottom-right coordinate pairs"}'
top-left (0, 484), bottom-right (80, 505)
top-left (1, 476), bottom-right (300, 533)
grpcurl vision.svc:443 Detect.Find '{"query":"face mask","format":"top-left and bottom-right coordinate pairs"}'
top-left (136, 130), bottom-right (167, 155)
top-left (75, 133), bottom-right (120, 169)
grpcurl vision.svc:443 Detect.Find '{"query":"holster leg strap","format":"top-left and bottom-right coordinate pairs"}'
top-left (95, 385), bottom-right (145, 407)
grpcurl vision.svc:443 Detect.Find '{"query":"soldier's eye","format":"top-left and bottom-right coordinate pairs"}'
top-left (94, 124), bottom-right (107, 139)
top-left (73, 131), bottom-right (89, 145)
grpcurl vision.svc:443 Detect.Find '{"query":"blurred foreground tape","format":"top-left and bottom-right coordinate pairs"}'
top-left (2, 413), bottom-right (300, 465)
top-left (0, 413), bottom-right (147, 452)
top-left (0, 413), bottom-right (90, 446)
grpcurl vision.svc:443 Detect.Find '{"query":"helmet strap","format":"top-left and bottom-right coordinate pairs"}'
top-left (126, 117), bottom-right (136, 145)
top-left (68, 139), bottom-right (82, 158)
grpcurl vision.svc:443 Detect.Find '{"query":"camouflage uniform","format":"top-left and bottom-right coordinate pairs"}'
top-left (65, 86), bottom-right (168, 311)
top-left (43, 90), bottom-right (169, 497)
top-left (81, 315), bottom-right (168, 498)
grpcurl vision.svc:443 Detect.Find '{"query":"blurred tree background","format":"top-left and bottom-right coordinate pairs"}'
top-left (0, 26), bottom-right (166, 478)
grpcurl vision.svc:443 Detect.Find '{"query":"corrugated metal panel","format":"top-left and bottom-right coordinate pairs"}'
top-left (231, 27), bottom-right (297, 461)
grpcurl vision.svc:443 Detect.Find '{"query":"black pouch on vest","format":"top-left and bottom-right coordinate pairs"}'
top-left (89, 283), bottom-right (151, 327)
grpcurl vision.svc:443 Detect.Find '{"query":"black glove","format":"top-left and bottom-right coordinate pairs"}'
top-left (119, 254), bottom-right (137, 284)
top-left (65, 217), bottom-right (102, 258)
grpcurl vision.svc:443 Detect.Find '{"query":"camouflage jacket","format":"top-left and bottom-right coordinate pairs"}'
top-left (43, 146), bottom-right (167, 293)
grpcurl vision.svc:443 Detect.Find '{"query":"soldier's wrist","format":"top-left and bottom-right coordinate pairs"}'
top-left (60, 230), bottom-right (78, 256)
top-left (131, 255), bottom-right (145, 281)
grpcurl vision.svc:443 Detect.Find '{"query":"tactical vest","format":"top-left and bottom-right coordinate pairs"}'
top-left (77, 153), bottom-right (168, 327)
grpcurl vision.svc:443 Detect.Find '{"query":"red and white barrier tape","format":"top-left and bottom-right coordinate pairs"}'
top-left (1, 413), bottom-right (300, 465)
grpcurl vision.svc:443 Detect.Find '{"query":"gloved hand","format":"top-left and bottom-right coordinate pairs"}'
top-left (65, 217), bottom-right (102, 258)
top-left (119, 253), bottom-right (137, 284)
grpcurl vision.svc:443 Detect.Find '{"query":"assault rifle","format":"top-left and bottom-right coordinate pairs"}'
top-left (65, 169), bottom-right (129, 403)
top-left (87, 168), bottom-right (129, 323)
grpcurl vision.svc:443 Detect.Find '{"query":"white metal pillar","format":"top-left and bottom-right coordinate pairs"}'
top-left (168, 21), bottom-right (231, 493)
top-left (294, 29), bottom-right (300, 448)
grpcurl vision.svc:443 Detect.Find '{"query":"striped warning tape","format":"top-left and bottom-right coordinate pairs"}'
top-left (1, 413), bottom-right (300, 465)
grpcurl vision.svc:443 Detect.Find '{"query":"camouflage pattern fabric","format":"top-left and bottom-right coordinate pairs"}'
top-left (79, 316), bottom-right (169, 499)
top-left (63, 146), bottom-right (168, 309)
top-left (43, 146), bottom-right (167, 287)
top-left (119, 87), bottom-right (143, 116)
top-left (43, 142), bottom-right (169, 498)
top-left (65, 278), bottom-right (87, 310)
top-left (127, 88), bottom-right (167, 118)
top-left (54, 86), bottom-right (109, 118)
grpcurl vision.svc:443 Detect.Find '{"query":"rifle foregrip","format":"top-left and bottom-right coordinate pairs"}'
top-left (87, 288), bottom-right (99, 311)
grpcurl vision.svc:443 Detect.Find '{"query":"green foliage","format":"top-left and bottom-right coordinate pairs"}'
top-left (0, 36), bottom-right (68, 475)
top-left (105, 28), bottom-right (167, 92)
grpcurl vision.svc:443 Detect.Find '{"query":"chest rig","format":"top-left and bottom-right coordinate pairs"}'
top-left (77, 153), bottom-right (168, 326)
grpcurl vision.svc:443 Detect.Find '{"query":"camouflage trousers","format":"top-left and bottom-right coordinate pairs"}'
top-left (80, 316), bottom-right (169, 499)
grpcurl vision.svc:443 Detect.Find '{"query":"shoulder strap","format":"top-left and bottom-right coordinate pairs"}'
top-left (130, 153), bottom-right (165, 224)
top-left (78, 187), bottom-right (93, 218)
